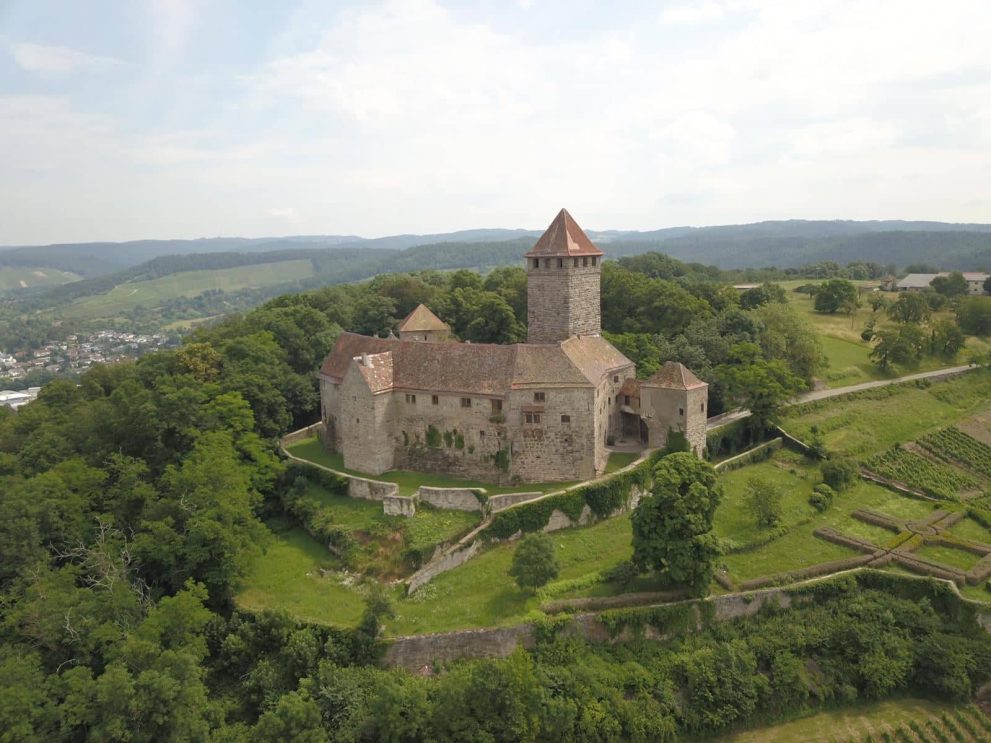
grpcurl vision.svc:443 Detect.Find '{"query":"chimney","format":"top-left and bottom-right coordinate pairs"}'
top-left (361, 353), bottom-right (370, 366)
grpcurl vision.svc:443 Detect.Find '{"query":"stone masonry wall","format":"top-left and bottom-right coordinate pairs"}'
top-left (488, 492), bottom-right (544, 512)
top-left (383, 584), bottom-right (795, 669)
top-left (406, 539), bottom-right (481, 593)
top-left (527, 261), bottom-right (601, 343)
top-left (391, 391), bottom-right (510, 482)
top-left (348, 476), bottom-right (398, 501)
top-left (383, 495), bottom-right (416, 517)
top-left (417, 487), bottom-right (483, 512)
top-left (507, 386), bottom-right (596, 482)
top-left (640, 383), bottom-right (708, 455)
top-left (340, 367), bottom-right (396, 474)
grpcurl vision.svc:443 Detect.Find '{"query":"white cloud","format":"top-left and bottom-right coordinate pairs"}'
top-left (3, 0), bottom-right (991, 243)
top-left (8, 42), bottom-right (120, 74)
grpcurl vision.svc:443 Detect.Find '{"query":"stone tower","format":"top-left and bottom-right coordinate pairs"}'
top-left (526, 209), bottom-right (603, 343)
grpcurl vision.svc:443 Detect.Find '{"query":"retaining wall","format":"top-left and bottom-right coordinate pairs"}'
top-left (384, 583), bottom-right (797, 669)
top-left (407, 540), bottom-right (481, 593)
top-left (713, 438), bottom-right (783, 473)
top-left (488, 492), bottom-right (544, 512)
top-left (348, 476), bottom-right (399, 501)
top-left (417, 487), bottom-right (483, 512)
top-left (384, 495), bottom-right (416, 517)
top-left (384, 571), bottom-right (991, 670)
top-left (282, 422), bottom-right (324, 446)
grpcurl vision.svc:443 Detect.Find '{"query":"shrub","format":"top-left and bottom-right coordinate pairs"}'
top-left (745, 476), bottom-right (783, 528)
top-left (821, 457), bottom-right (859, 492)
top-left (426, 425), bottom-right (442, 448)
top-left (809, 483), bottom-right (835, 512)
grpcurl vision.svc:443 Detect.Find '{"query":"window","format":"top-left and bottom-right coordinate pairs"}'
top-left (624, 395), bottom-right (630, 405)
top-left (582, 256), bottom-right (589, 267)
top-left (525, 412), bottom-right (541, 424)
top-left (479, 430), bottom-right (485, 438)
top-left (557, 258), bottom-right (563, 268)
top-left (405, 393), bottom-right (416, 404)
top-left (608, 396), bottom-right (611, 404)
top-left (700, 402), bottom-right (705, 412)
top-left (561, 414), bottom-right (570, 424)
top-left (491, 399), bottom-right (502, 413)
top-left (679, 407), bottom-right (684, 417)
top-left (573, 257), bottom-right (579, 267)
top-left (461, 397), bottom-right (472, 408)
top-left (533, 258), bottom-right (539, 269)
top-left (432, 395), bottom-right (439, 405)
top-left (533, 391), bottom-right (545, 402)
top-left (592, 256), bottom-right (597, 266)
top-left (613, 375), bottom-right (619, 383)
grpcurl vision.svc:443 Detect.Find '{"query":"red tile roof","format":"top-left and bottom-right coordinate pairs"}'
top-left (397, 304), bottom-right (449, 332)
top-left (525, 208), bottom-right (604, 258)
top-left (319, 331), bottom-right (633, 395)
top-left (641, 361), bottom-right (707, 390)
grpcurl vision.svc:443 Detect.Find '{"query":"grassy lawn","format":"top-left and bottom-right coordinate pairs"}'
top-left (915, 543), bottom-right (981, 571)
top-left (780, 281), bottom-right (983, 388)
top-left (287, 437), bottom-right (578, 496)
top-left (949, 515), bottom-right (991, 544)
top-left (604, 450), bottom-right (640, 473)
top-left (782, 370), bottom-right (991, 459)
top-left (235, 519), bottom-right (366, 628)
top-left (390, 514), bottom-right (635, 634)
top-left (63, 259), bottom-right (315, 319)
top-left (719, 697), bottom-right (962, 743)
top-left (405, 505), bottom-right (480, 554)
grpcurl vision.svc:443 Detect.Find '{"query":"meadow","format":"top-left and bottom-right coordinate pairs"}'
top-left (61, 259), bottom-right (315, 319)
top-left (780, 279), bottom-right (991, 387)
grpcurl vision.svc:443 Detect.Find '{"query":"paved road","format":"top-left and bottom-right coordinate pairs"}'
top-left (706, 363), bottom-right (977, 431)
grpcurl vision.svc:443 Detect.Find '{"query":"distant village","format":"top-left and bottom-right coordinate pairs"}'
top-left (0, 330), bottom-right (174, 409)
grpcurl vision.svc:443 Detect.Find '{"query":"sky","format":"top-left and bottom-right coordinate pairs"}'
top-left (1, 0), bottom-right (989, 245)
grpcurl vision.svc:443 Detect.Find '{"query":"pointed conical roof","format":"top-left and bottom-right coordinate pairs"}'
top-left (525, 208), bottom-right (604, 258)
top-left (397, 304), bottom-right (449, 333)
top-left (642, 361), bottom-right (707, 390)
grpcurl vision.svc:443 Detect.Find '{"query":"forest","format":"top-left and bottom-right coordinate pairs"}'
top-left (2, 252), bottom-right (991, 741)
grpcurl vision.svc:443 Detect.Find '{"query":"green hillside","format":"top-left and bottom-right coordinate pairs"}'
top-left (61, 259), bottom-right (315, 319)
top-left (0, 266), bottom-right (80, 294)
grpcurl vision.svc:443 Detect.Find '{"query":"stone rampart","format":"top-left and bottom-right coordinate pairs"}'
top-left (348, 476), bottom-right (399, 501)
top-left (384, 495), bottom-right (416, 517)
top-left (713, 438), bottom-right (783, 472)
top-left (282, 422), bottom-right (324, 446)
top-left (383, 624), bottom-right (536, 670)
top-left (407, 539), bottom-right (481, 593)
top-left (487, 492), bottom-right (544, 512)
top-left (417, 487), bottom-right (483, 512)
top-left (384, 571), bottom-right (991, 670)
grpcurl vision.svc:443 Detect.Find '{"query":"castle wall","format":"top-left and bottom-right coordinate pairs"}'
top-left (506, 386), bottom-right (596, 482)
top-left (527, 261), bottom-right (601, 343)
top-left (390, 391), bottom-right (511, 482)
top-left (640, 384), bottom-right (708, 455)
top-left (319, 376), bottom-right (343, 451)
top-left (339, 371), bottom-right (396, 475)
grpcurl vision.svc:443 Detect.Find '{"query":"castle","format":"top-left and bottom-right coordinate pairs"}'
top-left (318, 209), bottom-right (708, 483)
